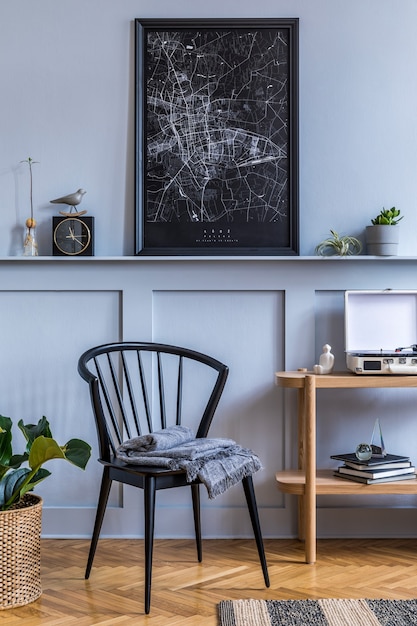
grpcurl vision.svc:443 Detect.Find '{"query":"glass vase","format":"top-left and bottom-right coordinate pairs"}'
top-left (23, 222), bottom-right (38, 256)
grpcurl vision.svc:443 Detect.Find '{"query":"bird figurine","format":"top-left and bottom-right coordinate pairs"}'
top-left (50, 189), bottom-right (87, 217)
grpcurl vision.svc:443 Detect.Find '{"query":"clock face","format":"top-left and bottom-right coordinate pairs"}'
top-left (53, 217), bottom-right (94, 256)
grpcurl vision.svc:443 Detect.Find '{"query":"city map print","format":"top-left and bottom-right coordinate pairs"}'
top-left (140, 23), bottom-right (297, 253)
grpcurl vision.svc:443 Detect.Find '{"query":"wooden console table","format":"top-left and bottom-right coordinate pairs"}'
top-left (275, 371), bottom-right (417, 564)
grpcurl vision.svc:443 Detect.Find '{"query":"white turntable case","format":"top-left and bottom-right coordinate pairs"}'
top-left (345, 290), bottom-right (417, 374)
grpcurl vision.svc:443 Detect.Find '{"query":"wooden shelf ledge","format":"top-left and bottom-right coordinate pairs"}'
top-left (276, 469), bottom-right (417, 495)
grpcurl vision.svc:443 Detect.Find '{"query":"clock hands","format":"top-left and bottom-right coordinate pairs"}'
top-left (67, 225), bottom-right (86, 246)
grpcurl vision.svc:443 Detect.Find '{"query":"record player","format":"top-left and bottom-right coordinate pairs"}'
top-left (345, 290), bottom-right (417, 374)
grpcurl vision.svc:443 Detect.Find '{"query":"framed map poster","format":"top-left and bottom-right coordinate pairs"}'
top-left (135, 18), bottom-right (299, 256)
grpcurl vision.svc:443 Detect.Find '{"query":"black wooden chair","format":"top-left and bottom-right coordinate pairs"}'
top-left (78, 341), bottom-right (269, 614)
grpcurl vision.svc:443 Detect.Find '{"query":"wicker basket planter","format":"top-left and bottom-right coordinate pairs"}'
top-left (0, 493), bottom-right (43, 609)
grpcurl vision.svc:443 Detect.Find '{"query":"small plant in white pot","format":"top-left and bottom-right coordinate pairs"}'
top-left (366, 207), bottom-right (403, 256)
top-left (0, 415), bottom-right (91, 609)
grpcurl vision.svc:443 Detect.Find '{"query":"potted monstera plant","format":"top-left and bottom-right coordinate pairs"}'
top-left (0, 414), bottom-right (91, 609)
top-left (366, 207), bottom-right (403, 256)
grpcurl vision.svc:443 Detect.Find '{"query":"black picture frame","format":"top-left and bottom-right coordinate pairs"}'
top-left (135, 18), bottom-right (299, 256)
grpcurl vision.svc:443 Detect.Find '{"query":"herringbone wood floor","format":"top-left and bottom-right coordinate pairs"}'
top-left (2, 538), bottom-right (417, 624)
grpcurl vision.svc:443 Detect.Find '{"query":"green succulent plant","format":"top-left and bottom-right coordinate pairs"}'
top-left (315, 230), bottom-right (362, 256)
top-left (0, 415), bottom-right (91, 511)
top-left (371, 207), bottom-right (403, 225)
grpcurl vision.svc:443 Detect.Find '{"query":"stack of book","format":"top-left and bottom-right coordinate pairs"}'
top-left (331, 452), bottom-right (416, 484)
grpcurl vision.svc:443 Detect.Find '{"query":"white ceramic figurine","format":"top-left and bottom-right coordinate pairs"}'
top-left (313, 344), bottom-right (334, 374)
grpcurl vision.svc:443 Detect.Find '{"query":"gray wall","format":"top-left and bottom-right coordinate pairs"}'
top-left (1, 0), bottom-right (416, 256)
top-left (1, 1), bottom-right (417, 540)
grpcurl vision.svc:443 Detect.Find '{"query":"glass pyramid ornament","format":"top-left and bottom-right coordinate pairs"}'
top-left (370, 418), bottom-right (386, 457)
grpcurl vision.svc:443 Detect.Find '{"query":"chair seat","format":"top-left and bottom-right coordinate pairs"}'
top-left (101, 457), bottom-right (196, 490)
top-left (102, 456), bottom-right (189, 476)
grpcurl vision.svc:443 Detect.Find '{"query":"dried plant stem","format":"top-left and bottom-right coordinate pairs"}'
top-left (20, 157), bottom-right (39, 227)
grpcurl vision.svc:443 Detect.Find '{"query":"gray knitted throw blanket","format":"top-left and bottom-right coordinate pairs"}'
top-left (116, 426), bottom-right (262, 499)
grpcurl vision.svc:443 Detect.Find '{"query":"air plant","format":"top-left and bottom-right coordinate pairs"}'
top-left (315, 230), bottom-right (362, 256)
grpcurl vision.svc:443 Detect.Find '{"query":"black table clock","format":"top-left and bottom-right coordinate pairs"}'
top-left (53, 215), bottom-right (94, 256)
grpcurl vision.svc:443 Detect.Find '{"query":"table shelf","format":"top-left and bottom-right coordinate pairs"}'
top-left (276, 469), bottom-right (417, 496)
top-left (275, 371), bottom-right (417, 564)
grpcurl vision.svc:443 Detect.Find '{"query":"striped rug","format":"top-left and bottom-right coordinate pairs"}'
top-left (218, 598), bottom-right (417, 625)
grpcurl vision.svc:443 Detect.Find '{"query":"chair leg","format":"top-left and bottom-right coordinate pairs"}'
top-left (85, 467), bottom-right (112, 579)
top-left (242, 475), bottom-right (270, 587)
top-left (191, 483), bottom-right (202, 562)
top-left (144, 476), bottom-right (156, 615)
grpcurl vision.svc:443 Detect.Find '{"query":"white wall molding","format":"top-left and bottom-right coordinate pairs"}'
top-left (1, 258), bottom-right (417, 538)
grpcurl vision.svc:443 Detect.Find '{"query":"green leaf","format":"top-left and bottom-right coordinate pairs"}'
top-left (0, 415), bottom-right (12, 431)
top-left (18, 416), bottom-right (52, 450)
top-left (20, 468), bottom-right (50, 497)
top-left (0, 417), bottom-right (20, 481)
top-left (28, 436), bottom-right (65, 470)
top-left (3, 467), bottom-right (31, 504)
top-left (371, 207), bottom-right (403, 225)
top-left (63, 439), bottom-right (91, 470)
top-left (0, 452), bottom-right (29, 479)
top-left (9, 453), bottom-right (29, 467)
top-left (0, 474), bottom-right (6, 507)
top-left (0, 430), bottom-right (12, 468)
top-left (0, 467), bottom-right (51, 509)
top-left (0, 415), bottom-right (12, 466)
